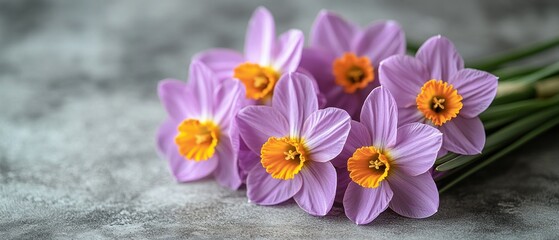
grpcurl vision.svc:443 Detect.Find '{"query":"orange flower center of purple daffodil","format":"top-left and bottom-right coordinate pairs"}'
top-left (260, 137), bottom-right (309, 180)
top-left (175, 119), bottom-right (220, 161)
top-left (332, 52), bottom-right (375, 93)
top-left (234, 62), bottom-right (280, 101)
top-left (347, 146), bottom-right (391, 188)
top-left (416, 79), bottom-right (463, 126)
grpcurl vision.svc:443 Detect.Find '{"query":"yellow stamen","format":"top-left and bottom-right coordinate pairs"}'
top-left (175, 119), bottom-right (220, 161)
top-left (416, 79), bottom-right (463, 126)
top-left (347, 146), bottom-right (391, 188)
top-left (233, 62), bottom-right (280, 100)
top-left (261, 137), bottom-right (308, 180)
top-left (332, 52), bottom-right (375, 93)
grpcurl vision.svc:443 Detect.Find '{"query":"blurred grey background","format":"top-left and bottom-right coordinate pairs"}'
top-left (1, 0), bottom-right (558, 239)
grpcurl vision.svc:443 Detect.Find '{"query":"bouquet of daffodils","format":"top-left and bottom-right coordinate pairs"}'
top-left (155, 7), bottom-right (559, 224)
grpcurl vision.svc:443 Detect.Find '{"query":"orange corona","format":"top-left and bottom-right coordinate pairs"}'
top-left (175, 119), bottom-right (220, 161)
top-left (234, 62), bottom-right (280, 100)
top-left (332, 53), bottom-right (375, 93)
top-left (347, 146), bottom-right (391, 188)
top-left (416, 79), bottom-right (463, 126)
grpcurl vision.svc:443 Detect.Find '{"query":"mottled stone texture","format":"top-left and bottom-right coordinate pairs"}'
top-left (1, 0), bottom-right (559, 239)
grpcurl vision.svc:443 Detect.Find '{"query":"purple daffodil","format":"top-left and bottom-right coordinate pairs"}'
top-left (156, 61), bottom-right (245, 189)
top-left (194, 7), bottom-right (304, 103)
top-left (332, 86), bottom-right (443, 224)
top-left (236, 72), bottom-right (351, 216)
top-left (379, 35), bottom-right (498, 155)
top-left (300, 10), bottom-right (406, 119)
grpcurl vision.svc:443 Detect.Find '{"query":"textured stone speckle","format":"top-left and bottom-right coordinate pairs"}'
top-left (1, 0), bottom-right (559, 239)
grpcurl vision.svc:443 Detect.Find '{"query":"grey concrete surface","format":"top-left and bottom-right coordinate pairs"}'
top-left (1, 0), bottom-right (559, 239)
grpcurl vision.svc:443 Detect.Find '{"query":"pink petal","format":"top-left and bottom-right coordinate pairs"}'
top-left (360, 86), bottom-right (398, 149)
top-left (238, 140), bottom-right (261, 182)
top-left (188, 61), bottom-right (218, 119)
top-left (156, 119), bottom-right (218, 182)
top-left (272, 72), bottom-right (319, 137)
top-left (301, 108), bottom-right (351, 162)
top-left (387, 171), bottom-right (439, 218)
top-left (213, 80), bottom-right (245, 129)
top-left (332, 121), bottom-right (371, 168)
top-left (299, 47), bottom-right (336, 91)
top-left (354, 20), bottom-right (406, 67)
top-left (236, 106), bottom-right (289, 154)
top-left (391, 123), bottom-right (442, 176)
top-left (272, 29), bottom-right (304, 72)
top-left (157, 79), bottom-right (195, 120)
top-left (213, 136), bottom-right (242, 190)
top-left (247, 164), bottom-right (303, 205)
top-left (398, 106), bottom-right (424, 126)
top-left (416, 35), bottom-right (464, 81)
top-left (192, 48), bottom-right (244, 82)
top-left (448, 69), bottom-right (499, 118)
top-left (293, 161), bottom-right (337, 216)
top-left (343, 181), bottom-right (393, 225)
top-left (441, 116), bottom-right (485, 155)
top-left (379, 55), bottom-right (429, 108)
top-left (310, 10), bottom-right (358, 56)
top-left (335, 167), bottom-right (351, 203)
top-left (244, 7), bottom-right (275, 65)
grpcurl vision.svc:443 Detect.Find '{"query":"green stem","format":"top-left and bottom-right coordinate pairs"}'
top-left (481, 94), bottom-right (559, 122)
top-left (468, 36), bottom-right (559, 71)
top-left (436, 105), bottom-right (559, 171)
top-left (435, 153), bottom-right (460, 165)
top-left (492, 66), bottom-right (542, 81)
top-left (518, 61), bottom-right (559, 85)
top-left (439, 116), bottom-right (559, 193)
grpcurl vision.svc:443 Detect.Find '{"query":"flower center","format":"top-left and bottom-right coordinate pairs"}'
top-left (416, 79), bottom-right (463, 126)
top-left (332, 52), bottom-right (375, 93)
top-left (174, 119), bottom-right (220, 161)
top-left (347, 146), bottom-right (390, 188)
top-left (261, 137), bottom-right (308, 180)
top-left (233, 62), bottom-right (280, 100)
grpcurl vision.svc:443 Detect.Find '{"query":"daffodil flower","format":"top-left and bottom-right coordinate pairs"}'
top-left (236, 72), bottom-right (351, 216)
top-left (379, 35), bottom-right (498, 155)
top-left (156, 62), bottom-right (245, 189)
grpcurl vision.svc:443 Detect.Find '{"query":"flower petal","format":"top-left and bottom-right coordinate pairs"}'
top-left (379, 55), bottom-right (429, 108)
top-left (245, 7), bottom-right (275, 65)
top-left (354, 21), bottom-right (406, 67)
top-left (448, 69), bottom-right (499, 118)
top-left (236, 106), bottom-right (289, 154)
top-left (388, 171), bottom-right (439, 218)
top-left (213, 80), bottom-right (245, 129)
top-left (391, 123), bottom-right (442, 176)
top-left (156, 119), bottom-right (218, 182)
top-left (213, 136), bottom-right (242, 190)
top-left (416, 35), bottom-right (464, 81)
top-left (238, 140), bottom-right (261, 182)
top-left (343, 181), bottom-right (393, 225)
top-left (193, 48), bottom-right (244, 81)
top-left (247, 164), bottom-right (303, 205)
top-left (398, 107), bottom-right (424, 126)
top-left (188, 61), bottom-right (218, 119)
top-left (301, 108), bottom-right (351, 162)
top-left (157, 79), bottom-right (195, 120)
top-left (441, 116), bottom-right (485, 155)
top-left (360, 86), bottom-right (398, 149)
top-left (293, 161), bottom-right (337, 216)
top-left (299, 47), bottom-right (336, 90)
top-left (272, 29), bottom-right (304, 72)
top-left (272, 72), bottom-right (319, 137)
top-left (332, 121), bottom-right (371, 168)
top-left (310, 10), bottom-right (358, 56)
top-left (335, 167), bottom-right (351, 203)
